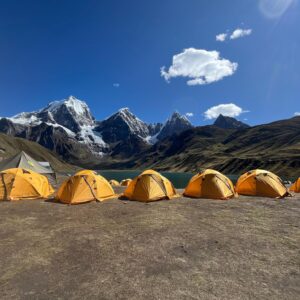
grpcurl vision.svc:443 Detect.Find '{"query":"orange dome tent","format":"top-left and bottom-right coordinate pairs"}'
top-left (123, 169), bottom-right (178, 202)
top-left (184, 169), bottom-right (237, 200)
top-left (120, 179), bottom-right (132, 186)
top-left (236, 169), bottom-right (290, 198)
top-left (56, 170), bottom-right (116, 204)
top-left (0, 168), bottom-right (54, 201)
top-left (109, 179), bottom-right (120, 186)
top-left (290, 178), bottom-right (300, 193)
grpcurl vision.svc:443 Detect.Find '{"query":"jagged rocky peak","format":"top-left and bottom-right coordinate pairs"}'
top-left (170, 112), bottom-right (191, 124)
top-left (213, 114), bottom-right (250, 130)
top-left (45, 96), bottom-right (91, 115)
top-left (41, 96), bottom-right (95, 131)
top-left (8, 95), bottom-right (95, 133)
top-left (115, 108), bottom-right (148, 135)
top-left (157, 111), bottom-right (193, 140)
top-left (2, 96), bottom-right (107, 157)
top-left (96, 107), bottom-right (150, 142)
top-left (117, 108), bottom-right (163, 137)
top-left (148, 122), bottom-right (163, 136)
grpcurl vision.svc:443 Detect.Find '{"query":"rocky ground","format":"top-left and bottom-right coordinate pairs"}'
top-left (0, 188), bottom-right (299, 299)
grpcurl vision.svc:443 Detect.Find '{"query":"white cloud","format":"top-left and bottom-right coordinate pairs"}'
top-left (113, 83), bottom-right (120, 88)
top-left (216, 33), bottom-right (227, 42)
top-left (230, 28), bottom-right (252, 40)
top-left (259, 0), bottom-right (295, 18)
top-left (185, 112), bottom-right (194, 117)
top-left (216, 27), bottom-right (252, 42)
top-left (294, 112), bottom-right (300, 116)
top-left (204, 103), bottom-right (248, 120)
top-left (161, 48), bottom-right (238, 86)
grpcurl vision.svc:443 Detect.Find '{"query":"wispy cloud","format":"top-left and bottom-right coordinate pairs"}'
top-left (161, 48), bottom-right (237, 86)
top-left (294, 112), bottom-right (300, 116)
top-left (216, 28), bottom-right (252, 42)
top-left (216, 33), bottom-right (227, 42)
top-left (113, 83), bottom-right (120, 88)
top-left (185, 112), bottom-right (194, 117)
top-left (204, 103), bottom-right (248, 120)
top-left (230, 28), bottom-right (252, 40)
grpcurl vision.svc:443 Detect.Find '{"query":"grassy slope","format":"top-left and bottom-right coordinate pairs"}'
top-left (128, 117), bottom-right (300, 177)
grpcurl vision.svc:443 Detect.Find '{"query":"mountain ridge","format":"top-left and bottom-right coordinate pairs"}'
top-left (213, 114), bottom-right (250, 129)
top-left (123, 116), bottom-right (300, 177)
top-left (2, 96), bottom-right (299, 177)
top-left (0, 96), bottom-right (193, 165)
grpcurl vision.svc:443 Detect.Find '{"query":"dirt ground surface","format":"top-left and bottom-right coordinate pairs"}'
top-left (0, 187), bottom-right (299, 300)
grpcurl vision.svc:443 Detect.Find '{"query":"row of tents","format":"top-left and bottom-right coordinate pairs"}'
top-left (0, 167), bottom-right (300, 203)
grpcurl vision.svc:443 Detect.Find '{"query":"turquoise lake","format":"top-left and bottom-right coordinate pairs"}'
top-left (97, 170), bottom-right (240, 189)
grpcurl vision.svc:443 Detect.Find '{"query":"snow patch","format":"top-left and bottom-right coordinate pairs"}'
top-left (145, 133), bottom-right (159, 145)
top-left (77, 125), bottom-right (107, 147)
top-left (46, 96), bottom-right (90, 115)
top-left (45, 123), bottom-right (76, 137)
top-left (8, 113), bottom-right (77, 137)
top-left (10, 113), bottom-right (39, 125)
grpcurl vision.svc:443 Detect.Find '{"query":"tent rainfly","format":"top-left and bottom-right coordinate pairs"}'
top-left (0, 168), bottom-right (54, 200)
top-left (56, 170), bottom-right (116, 204)
top-left (123, 170), bottom-right (178, 202)
top-left (235, 169), bottom-right (290, 198)
top-left (0, 151), bottom-right (56, 182)
top-left (183, 169), bottom-right (237, 200)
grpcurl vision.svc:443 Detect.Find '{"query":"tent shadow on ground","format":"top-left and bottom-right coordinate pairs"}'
top-left (118, 194), bottom-right (170, 204)
top-left (44, 196), bottom-right (123, 205)
top-left (44, 198), bottom-right (99, 205)
top-left (44, 198), bottom-right (63, 205)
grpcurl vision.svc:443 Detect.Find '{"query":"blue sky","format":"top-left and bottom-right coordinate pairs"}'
top-left (0, 0), bottom-right (299, 125)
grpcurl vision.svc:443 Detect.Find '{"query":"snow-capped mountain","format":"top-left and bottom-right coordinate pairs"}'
top-left (95, 107), bottom-right (163, 143)
top-left (11, 96), bottom-right (95, 132)
top-left (0, 96), bottom-right (193, 166)
top-left (1, 96), bottom-right (107, 161)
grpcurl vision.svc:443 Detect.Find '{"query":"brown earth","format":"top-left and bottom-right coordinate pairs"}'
top-left (0, 187), bottom-right (299, 299)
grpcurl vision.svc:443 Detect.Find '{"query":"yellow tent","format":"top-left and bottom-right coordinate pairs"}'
top-left (120, 179), bottom-right (132, 186)
top-left (183, 169), bottom-right (237, 200)
top-left (0, 168), bottom-right (54, 201)
top-left (236, 169), bottom-right (290, 198)
top-left (123, 169), bottom-right (178, 202)
top-left (109, 179), bottom-right (120, 186)
top-left (56, 170), bottom-right (116, 204)
top-left (290, 178), bottom-right (300, 193)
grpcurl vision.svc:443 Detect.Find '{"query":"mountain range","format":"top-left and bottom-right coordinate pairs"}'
top-left (0, 96), bottom-right (196, 165)
top-left (1, 96), bottom-right (299, 177)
